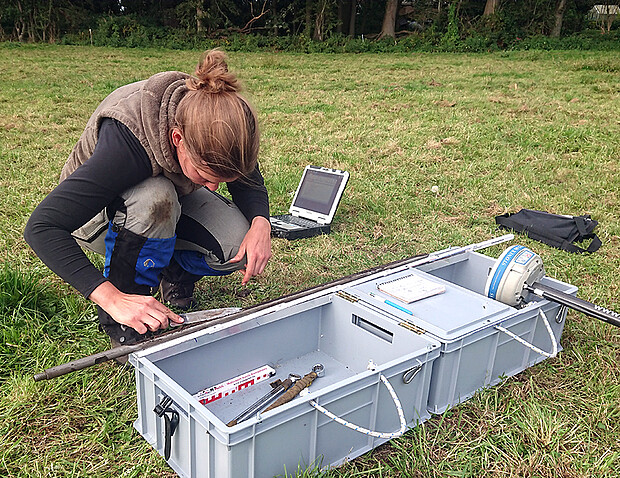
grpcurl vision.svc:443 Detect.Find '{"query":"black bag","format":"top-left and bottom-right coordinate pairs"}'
top-left (495, 209), bottom-right (601, 254)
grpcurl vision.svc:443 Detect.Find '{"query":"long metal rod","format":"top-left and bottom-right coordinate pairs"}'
top-left (407, 234), bottom-right (515, 268)
top-left (33, 235), bottom-right (514, 381)
top-left (527, 282), bottom-right (620, 328)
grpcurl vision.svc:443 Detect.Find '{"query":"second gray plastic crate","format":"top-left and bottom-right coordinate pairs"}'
top-left (346, 250), bottom-right (576, 414)
top-left (419, 250), bottom-right (575, 413)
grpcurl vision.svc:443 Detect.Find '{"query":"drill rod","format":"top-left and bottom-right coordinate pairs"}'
top-left (527, 282), bottom-right (620, 328)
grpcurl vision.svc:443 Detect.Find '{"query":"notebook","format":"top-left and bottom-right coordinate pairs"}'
top-left (377, 274), bottom-right (446, 303)
top-left (270, 165), bottom-right (350, 240)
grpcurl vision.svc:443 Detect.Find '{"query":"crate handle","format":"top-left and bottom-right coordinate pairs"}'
top-left (309, 373), bottom-right (407, 439)
top-left (154, 396), bottom-right (179, 461)
top-left (495, 309), bottom-right (558, 358)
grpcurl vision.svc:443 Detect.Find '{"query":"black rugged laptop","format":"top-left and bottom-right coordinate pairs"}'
top-left (270, 165), bottom-right (350, 240)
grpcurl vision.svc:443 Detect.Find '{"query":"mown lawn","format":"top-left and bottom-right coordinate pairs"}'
top-left (0, 44), bottom-right (618, 477)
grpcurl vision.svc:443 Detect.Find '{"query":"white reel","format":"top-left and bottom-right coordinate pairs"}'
top-left (485, 245), bottom-right (545, 306)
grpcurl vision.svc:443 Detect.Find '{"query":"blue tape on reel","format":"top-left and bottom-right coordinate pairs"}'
top-left (487, 245), bottom-right (526, 300)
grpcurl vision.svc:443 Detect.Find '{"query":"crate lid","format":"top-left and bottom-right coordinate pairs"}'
top-left (345, 269), bottom-right (514, 342)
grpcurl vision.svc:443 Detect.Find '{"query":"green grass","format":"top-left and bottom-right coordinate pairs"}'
top-left (1, 43), bottom-right (619, 477)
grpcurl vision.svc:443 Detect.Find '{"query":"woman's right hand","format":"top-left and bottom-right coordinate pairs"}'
top-left (89, 281), bottom-right (184, 334)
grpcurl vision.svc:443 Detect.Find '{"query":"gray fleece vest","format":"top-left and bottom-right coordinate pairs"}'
top-left (60, 71), bottom-right (199, 196)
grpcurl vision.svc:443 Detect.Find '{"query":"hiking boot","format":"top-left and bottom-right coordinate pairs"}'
top-left (159, 277), bottom-right (198, 310)
top-left (99, 307), bottom-right (151, 365)
top-left (159, 257), bottom-right (202, 310)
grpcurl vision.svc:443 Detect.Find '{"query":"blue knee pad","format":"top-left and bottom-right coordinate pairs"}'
top-left (104, 223), bottom-right (176, 288)
top-left (172, 250), bottom-right (233, 277)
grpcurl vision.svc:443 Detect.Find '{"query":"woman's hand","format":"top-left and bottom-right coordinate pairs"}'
top-left (89, 281), bottom-right (184, 334)
top-left (229, 216), bottom-right (272, 285)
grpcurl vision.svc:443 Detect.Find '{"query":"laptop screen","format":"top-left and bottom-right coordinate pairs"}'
top-left (292, 168), bottom-right (346, 215)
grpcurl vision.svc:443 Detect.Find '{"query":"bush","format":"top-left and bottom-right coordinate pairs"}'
top-left (54, 16), bottom-right (620, 53)
top-left (459, 34), bottom-right (500, 52)
top-left (512, 29), bottom-right (620, 51)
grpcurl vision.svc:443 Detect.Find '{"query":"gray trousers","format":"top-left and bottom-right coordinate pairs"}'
top-left (73, 176), bottom-right (250, 275)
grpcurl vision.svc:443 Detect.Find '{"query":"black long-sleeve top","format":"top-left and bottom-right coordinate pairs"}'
top-left (24, 118), bottom-right (269, 299)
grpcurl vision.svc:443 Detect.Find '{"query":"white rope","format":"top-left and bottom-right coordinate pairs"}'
top-left (495, 309), bottom-right (558, 358)
top-left (309, 373), bottom-right (407, 439)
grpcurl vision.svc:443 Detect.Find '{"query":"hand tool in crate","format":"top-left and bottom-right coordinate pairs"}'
top-left (262, 364), bottom-right (324, 413)
top-left (226, 373), bottom-right (300, 427)
top-left (227, 364), bottom-right (324, 427)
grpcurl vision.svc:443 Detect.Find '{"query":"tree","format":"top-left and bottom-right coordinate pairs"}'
top-left (304, 0), bottom-right (312, 36)
top-left (551, 0), bottom-right (567, 37)
top-left (348, 0), bottom-right (356, 36)
top-left (311, 0), bottom-right (337, 41)
top-left (594, 3), bottom-right (619, 34)
top-left (10, 0), bottom-right (84, 42)
top-left (336, 0), bottom-right (356, 36)
top-left (379, 0), bottom-right (398, 38)
top-left (271, 0), bottom-right (278, 35)
top-left (483, 0), bottom-right (499, 16)
top-left (313, 0), bottom-right (327, 40)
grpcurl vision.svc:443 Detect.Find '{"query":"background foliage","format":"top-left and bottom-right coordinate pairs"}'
top-left (1, 0), bottom-right (619, 52)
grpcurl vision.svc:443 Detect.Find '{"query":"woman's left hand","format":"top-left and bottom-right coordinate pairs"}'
top-left (229, 216), bottom-right (272, 285)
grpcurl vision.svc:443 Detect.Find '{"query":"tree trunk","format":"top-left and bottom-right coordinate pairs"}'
top-left (483, 0), bottom-right (499, 16)
top-left (27, 6), bottom-right (36, 41)
top-left (604, 5), bottom-right (618, 33)
top-left (379, 0), bottom-right (399, 39)
top-left (551, 0), bottom-right (567, 37)
top-left (197, 6), bottom-right (204, 32)
top-left (304, 0), bottom-right (312, 37)
top-left (272, 0), bottom-right (278, 36)
top-left (313, 0), bottom-right (327, 41)
top-left (348, 0), bottom-right (356, 37)
top-left (16, 0), bottom-right (26, 42)
top-left (44, 0), bottom-right (53, 43)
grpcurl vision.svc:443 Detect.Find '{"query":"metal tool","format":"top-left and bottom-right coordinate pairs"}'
top-left (171, 307), bottom-right (243, 327)
top-left (312, 363), bottom-right (325, 377)
top-left (485, 245), bottom-right (620, 328)
top-left (262, 364), bottom-right (324, 413)
top-left (227, 373), bottom-right (301, 427)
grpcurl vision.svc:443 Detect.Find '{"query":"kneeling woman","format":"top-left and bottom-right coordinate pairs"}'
top-left (24, 50), bottom-right (271, 347)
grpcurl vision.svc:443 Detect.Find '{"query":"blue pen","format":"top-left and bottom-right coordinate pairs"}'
top-left (368, 292), bottom-right (414, 315)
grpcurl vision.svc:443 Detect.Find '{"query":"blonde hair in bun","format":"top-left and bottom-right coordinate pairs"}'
top-left (187, 49), bottom-right (239, 93)
top-left (175, 49), bottom-right (259, 180)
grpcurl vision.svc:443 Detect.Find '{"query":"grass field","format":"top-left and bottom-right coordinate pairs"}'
top-left (0, 43), bottom-right (619, 477)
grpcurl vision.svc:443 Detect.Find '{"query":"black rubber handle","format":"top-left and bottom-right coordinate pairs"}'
top-left (154, 395), bottom-right (179, 461)
top-left (163, 411), bottom-right (179, 460)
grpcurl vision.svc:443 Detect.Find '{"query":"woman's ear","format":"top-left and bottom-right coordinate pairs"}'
top-left (170, 128), bottom-right (182, 147)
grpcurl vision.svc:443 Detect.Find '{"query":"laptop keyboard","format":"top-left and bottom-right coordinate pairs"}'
top-left (286, 216), bottom-right (319, 227)
top-left (270, 215), bottom-right (320, 230)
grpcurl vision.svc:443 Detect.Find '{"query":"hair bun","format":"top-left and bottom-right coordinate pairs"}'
top-left (187, 50), bottom-right (240, 93)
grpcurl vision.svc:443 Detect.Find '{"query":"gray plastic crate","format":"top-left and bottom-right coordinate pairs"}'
top-left (346, 251), bottom-right (576, 414)
top-left (131, 292), bottom-right (440, 478)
